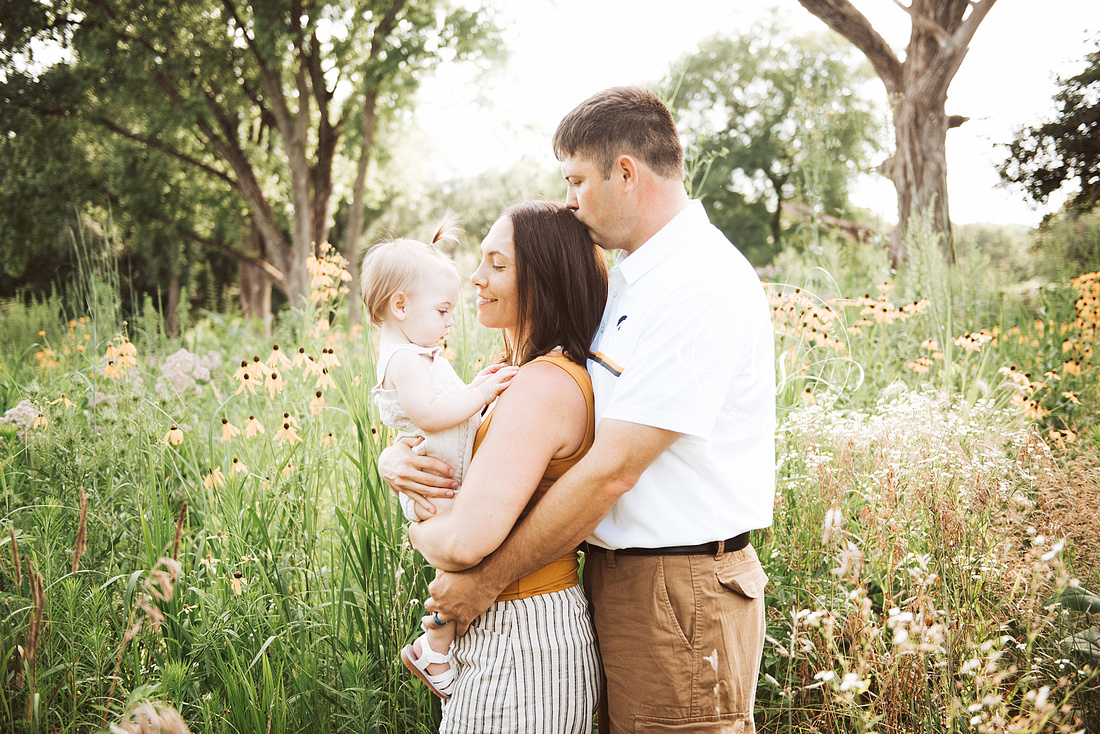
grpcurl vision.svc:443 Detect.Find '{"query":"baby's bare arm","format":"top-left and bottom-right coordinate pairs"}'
top-left (388, 350), bottom-right (517, 432)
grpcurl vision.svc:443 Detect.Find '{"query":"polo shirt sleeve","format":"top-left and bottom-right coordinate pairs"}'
top-left (600, 282), bottom-right (740, 440)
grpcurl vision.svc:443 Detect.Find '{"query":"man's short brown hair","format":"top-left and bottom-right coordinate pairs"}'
top-left (552, 86), bottom-right (684, 181)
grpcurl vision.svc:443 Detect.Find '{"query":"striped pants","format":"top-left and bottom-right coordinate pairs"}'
top-left (440, 584), bottom-right (600, 734)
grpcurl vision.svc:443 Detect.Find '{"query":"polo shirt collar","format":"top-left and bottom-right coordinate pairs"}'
top-left (614, 200), bottom-right (707, 284)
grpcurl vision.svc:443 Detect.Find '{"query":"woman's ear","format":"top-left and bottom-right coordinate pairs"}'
top-left (389, 291), bottom-right (408, 321)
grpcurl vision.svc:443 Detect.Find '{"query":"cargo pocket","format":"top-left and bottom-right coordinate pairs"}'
top-left (716, 557), bottom-right (768, 599)
top-left (635, 712), bottom-right (753, 732)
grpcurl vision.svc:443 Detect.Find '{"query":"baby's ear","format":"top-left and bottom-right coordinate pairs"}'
top-left (389, 291), bottom-right (408, 320)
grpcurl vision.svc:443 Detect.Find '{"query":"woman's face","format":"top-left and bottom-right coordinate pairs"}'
top-left (470, 216), bottom-right (519, 334)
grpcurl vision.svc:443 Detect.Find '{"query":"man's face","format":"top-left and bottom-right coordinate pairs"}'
top-left (561, 155), bottom-right (629, 251)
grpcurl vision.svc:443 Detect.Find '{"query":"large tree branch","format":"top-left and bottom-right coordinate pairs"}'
top-left (96, 118), bottom-right (237, 186)
top-left (220, 0), bottom-right (297, 141)
top-left (796, 0), bottom-right (904, 96)
top-left (371, 0), bottom-right (408, 60)
top-left (892, 0), bottom-right (950, 46)
top-left (91, 185), bottom-right (286, 285)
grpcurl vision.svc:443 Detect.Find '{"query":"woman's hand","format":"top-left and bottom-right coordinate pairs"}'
top-left (378, 436), bottom-right (458, 516)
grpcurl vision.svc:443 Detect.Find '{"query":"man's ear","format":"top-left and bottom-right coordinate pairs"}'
top-left (616, 154), bottom-right (640, 193)
top-left (389, 291), bottom-right (408, 321)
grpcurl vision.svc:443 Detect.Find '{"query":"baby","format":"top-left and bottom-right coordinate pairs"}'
top-left (361, 217), bottom-right (516, 698)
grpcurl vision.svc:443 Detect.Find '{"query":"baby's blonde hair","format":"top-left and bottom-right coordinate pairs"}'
top-left (360, 214), bottom-right (462, 327)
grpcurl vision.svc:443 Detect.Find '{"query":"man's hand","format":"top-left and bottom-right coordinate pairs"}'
top-left (425, 569), bottom-right (504, 636)
top-left (378, 436), bottom-right (457, 516)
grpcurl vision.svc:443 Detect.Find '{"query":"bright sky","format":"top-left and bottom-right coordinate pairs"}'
top-left (416, 0), bottom-right (1099, 227)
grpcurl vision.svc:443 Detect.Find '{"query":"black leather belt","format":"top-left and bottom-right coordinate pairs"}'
top-left (581, 531), bottom-right (750, 557)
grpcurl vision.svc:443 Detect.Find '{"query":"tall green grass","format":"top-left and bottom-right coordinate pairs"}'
top-left (2, 220), bottom-right (1098, 732)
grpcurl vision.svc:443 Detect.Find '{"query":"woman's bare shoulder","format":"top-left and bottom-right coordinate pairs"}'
top-left (510, 359), bottom-right (583, 395)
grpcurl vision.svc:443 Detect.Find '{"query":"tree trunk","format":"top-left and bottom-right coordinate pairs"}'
top-left (166, 268), bottom-right (181, 337)
top-left (344, 91), bottom-right (380, 327)
top-left (238, 218), bottom-right (273, 334)
top-left (796, 0), bottom-right (997, 264)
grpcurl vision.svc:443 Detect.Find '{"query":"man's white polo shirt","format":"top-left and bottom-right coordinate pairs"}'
top-left (586, 200), bottom-right (775, 550)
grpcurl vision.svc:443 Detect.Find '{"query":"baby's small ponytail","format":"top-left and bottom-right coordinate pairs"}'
top-left (430, 211), bottom-right (462, 249)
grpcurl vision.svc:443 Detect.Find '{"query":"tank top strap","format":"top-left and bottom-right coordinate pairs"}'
top-left (373, 343), bottom-right (440, 392)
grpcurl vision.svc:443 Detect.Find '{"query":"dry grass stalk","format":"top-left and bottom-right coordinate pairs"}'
top-left (72, 486), bottom-right (88, 574)
top-left (101, 619), bottom-right (143, 730)
top-left (22, 568), bottom-right (44, 721)
top-left (10, 524), bottom-right (22, 587)
top-left (171, 501), bottom-right (187, 562)
top-left (102, 556), bottom-right (179, 729)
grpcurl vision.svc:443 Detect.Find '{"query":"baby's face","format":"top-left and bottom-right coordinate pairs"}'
top-left (401, 274), bottom-right (459, 348)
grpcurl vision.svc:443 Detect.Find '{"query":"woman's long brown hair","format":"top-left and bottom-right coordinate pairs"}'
top-left (503, 200), bottom-right (609, 367)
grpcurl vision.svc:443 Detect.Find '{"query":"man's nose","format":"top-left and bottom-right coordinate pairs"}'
top-left (565, 189), bottom-right (578, 210)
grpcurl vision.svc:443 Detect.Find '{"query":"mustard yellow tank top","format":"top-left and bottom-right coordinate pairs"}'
top-left (471, 353), bottom-right (595, 603)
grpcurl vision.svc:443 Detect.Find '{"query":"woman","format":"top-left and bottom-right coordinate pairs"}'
top-left (402, 200), bottom-right (608, 733)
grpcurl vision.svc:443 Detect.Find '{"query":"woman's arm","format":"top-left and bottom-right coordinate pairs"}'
top-left (408, 360), bottom-right (587, 571)
top-left (388, 350), bottom-right (518, 432)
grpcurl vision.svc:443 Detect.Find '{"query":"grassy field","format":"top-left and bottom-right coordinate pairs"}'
top-left (1, 234), bottom-right (1099, 732)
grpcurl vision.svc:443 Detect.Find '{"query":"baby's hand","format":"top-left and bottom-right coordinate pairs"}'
top-left (471, 364), bottom-right (519, 404)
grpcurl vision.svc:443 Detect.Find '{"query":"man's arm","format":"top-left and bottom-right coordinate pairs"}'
top-left (426, 418), bottom-right (679, 634)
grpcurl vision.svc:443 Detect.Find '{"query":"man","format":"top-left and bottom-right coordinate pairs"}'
top-left (382, 86), bottom-right (775, 732)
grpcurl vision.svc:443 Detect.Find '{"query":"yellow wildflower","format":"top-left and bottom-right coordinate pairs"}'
top-left (164, 425), bottom-right (184, 446)
top-left (48, 394), bottom-right (76, 408)
top-left (247, 356), bottom-right (267, 381)
top-left (199, 554), bottom-right (218, 571)
top-left (1062, 391), bottom-right (1081, 405)
top-left (203, 467), bottom-right (226, 489)
top-left (1063, 360), bottom-right (1082, 376)
top-left (221, 418), bottom-right (240, 442)
top-left (266, 369), bottom-right (287, 398)
top-left (230, 457), bottom-right (248, 474)
top-left (315, 368), bottom-right (336, 390)
top-left (290, 347), bottom-right (308, 368)
top-left (301, 355), bottom-right (324, 379)
top-left (267, 343), bottom-right (291, 369)
top-left (231, 571), bottom-right (246, 595)
top-left (320, 347), bottom-right (340, 369)
top-left (310, 391), bottom-right (326, 416)
top-left (104, 360), bottom-right (124, 379)
top-left (905, 358), bottom-right (932, 374)
top-left (320, 432), bottom-right (335, 446)
top-left (282, 412), bottom-right (299, 428)
top-left (281, 464), bottom-right (296, 476)
top-left (234, 370), bottom-right (257, 395)
top-left (244, 415), bottom-right (265, 437)
top-left (32, 413), bottom-right (48, 430)
top-left (275, 420), bottom-right (301, 444)
top-left (118, 339), bottom-right (138, 367)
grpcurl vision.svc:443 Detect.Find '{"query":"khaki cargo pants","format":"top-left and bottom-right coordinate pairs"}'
top-left (582, 544), bottom-right (768, 733)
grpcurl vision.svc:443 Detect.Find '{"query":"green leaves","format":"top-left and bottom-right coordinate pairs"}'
top-left (1000, 39), bottom-right (1100, 213)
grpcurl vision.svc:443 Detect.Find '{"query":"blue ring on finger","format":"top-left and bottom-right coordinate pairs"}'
top-left (433, 612), bottom-right (445, 627)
